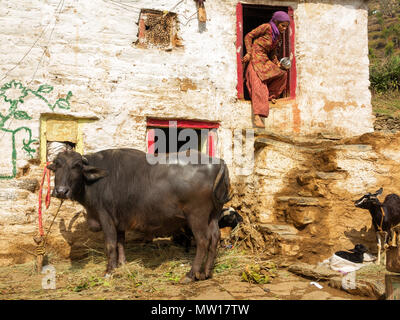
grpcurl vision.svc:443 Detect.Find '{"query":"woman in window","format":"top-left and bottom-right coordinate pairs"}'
top-left (242, 11), bottom-right (290, 128)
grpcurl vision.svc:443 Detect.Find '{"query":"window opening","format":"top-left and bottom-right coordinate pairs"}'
top-left (236, 4), bottom-right (296, 100)
top-left (146, 119), bottom-right (219, 157)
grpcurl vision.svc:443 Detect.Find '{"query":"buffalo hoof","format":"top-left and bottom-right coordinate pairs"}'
top-left (195, 272), bottom-right (206, 281)
top-left (118, 259), bottom-right (126, 267)
top-left (180, 276), bottom-right (194, 284)
top-left (104, 267), bottom-right (116, 279)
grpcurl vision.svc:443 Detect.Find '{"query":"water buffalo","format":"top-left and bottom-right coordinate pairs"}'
top-left (48, 148), bottom-right (230, 281)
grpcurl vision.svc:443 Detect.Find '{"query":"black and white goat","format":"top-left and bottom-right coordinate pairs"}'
top-left (219, 207), bottom-right (243, 243)
top-left (354, 188), bottom-right (400, 264)
top-left (335, 244), bottom-right (368, 263)
top-left (172, 207), bottom-right (244, 250)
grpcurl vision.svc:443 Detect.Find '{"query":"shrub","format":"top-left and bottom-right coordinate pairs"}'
top-left (385, 40), bottom-right (395, 55)
top-left (370, 54), bottom-right (400, 92)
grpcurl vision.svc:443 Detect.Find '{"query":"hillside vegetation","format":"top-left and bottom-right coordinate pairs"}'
top-left (368, 0), bottom-right (400, 118)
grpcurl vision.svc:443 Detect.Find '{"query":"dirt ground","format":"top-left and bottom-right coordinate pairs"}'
top-left (0, 239), bottom-right (385, 300)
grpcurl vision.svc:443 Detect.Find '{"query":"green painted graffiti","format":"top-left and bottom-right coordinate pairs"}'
top-left (0, 80), bottom-right (72, 179)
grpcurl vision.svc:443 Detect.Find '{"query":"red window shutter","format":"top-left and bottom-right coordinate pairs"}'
top-left (147, 129), bottom-right (155, 154)
top-left (288, 6), bottom-right (297, 99)
top-left (283, 28), bottom-right (289, 97)
top-left (207, 130), bottom-right (217, 157)
top-left (236, 2), bottom-right (244, 99)
top-left (147, 118), bottom-right (219, 129)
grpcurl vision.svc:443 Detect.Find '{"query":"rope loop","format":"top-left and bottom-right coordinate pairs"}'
top-left (38, 162), bottom-right (52, 236)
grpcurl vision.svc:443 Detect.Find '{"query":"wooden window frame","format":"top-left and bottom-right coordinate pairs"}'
top-left (146, 119), bottom-right (219, 157)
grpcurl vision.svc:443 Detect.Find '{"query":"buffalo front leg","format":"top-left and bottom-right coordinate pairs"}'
top-left (117, 231), bottom-right (126, 266)
top-left (98, 211), bottom-right (118, 276)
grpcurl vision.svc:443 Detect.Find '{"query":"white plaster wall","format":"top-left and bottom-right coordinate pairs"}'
top-left (294, 0), bottom-right (374, 136)
top-left (0, 0), bottom-right (373, 177)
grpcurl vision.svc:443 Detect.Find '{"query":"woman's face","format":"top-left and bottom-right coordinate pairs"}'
top-left (277, 21), bottom-right (289, 34)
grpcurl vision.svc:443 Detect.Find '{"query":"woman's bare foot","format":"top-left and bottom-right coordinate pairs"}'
top-left (270, 98), bottom-right (277, 104)
top-left (254, 115), bottom-right (265, 128)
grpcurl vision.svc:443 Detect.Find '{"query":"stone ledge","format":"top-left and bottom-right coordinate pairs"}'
top-left (315, 171), bottom-right (347, 180)
top-left (276, 196), bottom-right (326, 207)
top-left (287, 262), bottom-right (386, 299)
top-left (258, 223), bottom-right (302, 242)
top-left (253, 130), bottom-right (341, 148)
top-left (329, 276), bottom-right (385, 299)
top-left (258, 223), bottom-right (298, 236)
top-left (0, 178), bottom-right (39, 193)
top-left (332, 144), bottom-right (373, 152)
top-left (0, 189), bottom-right (30, 201)
top-left (288, 262), bottom-right (341, 280)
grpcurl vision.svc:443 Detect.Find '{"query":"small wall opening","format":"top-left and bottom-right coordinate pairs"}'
top-left (136, 9), bottom-right (181, 48)
top-left (151, 127), bottom-right (204, 154)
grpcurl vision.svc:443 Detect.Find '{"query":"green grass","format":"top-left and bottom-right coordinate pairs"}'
top-left (369, 31), bottom-right (385, 40)
top-left (372, 91), bottom-right (400, 117)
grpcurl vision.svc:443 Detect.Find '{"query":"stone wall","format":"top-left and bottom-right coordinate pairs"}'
top-left (228, 130), bottom-right (400, 264)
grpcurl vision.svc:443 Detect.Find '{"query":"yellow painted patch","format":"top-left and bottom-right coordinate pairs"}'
top-left (46, 119), bottom-right (78, 143)
top-left (40, 114), bottom-right (96, 163)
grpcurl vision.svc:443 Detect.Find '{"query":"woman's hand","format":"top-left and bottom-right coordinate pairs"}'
top-left (242, 53), bottom-right (251, 64)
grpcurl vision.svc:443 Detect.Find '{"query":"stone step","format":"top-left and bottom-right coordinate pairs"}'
top-left (258, 223), bottom-right (302, 242)
top-left (276, 196), bottom-right (326, 207)
top-left (316, 171), bottom-right (347, 180)
top-left (0, 188), bottom-right (31, 202)
top-left (0, 178), bottom-right (39, 193)
top-left (288, 262), bottom-right (340, 280)
top-left (258, 223), bottom-right (303, 257)
top-left (332, 144), bottom-right (373, 152)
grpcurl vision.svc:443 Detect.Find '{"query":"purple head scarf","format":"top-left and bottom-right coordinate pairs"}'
top-left (269, 11), bottom-right (290, 41)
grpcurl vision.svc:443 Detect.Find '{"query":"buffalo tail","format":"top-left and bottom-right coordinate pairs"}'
top-left (211, 160), bottom-right (231, 218)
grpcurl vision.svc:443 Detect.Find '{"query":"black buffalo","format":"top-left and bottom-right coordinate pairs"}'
top-left (48, 148), bottom-right (230, 281)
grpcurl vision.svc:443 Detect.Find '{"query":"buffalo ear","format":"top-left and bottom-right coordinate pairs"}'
top-left (47, 163), bottom-right (56, 171)
top-left (82, 165), bottom-right (108, 182)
